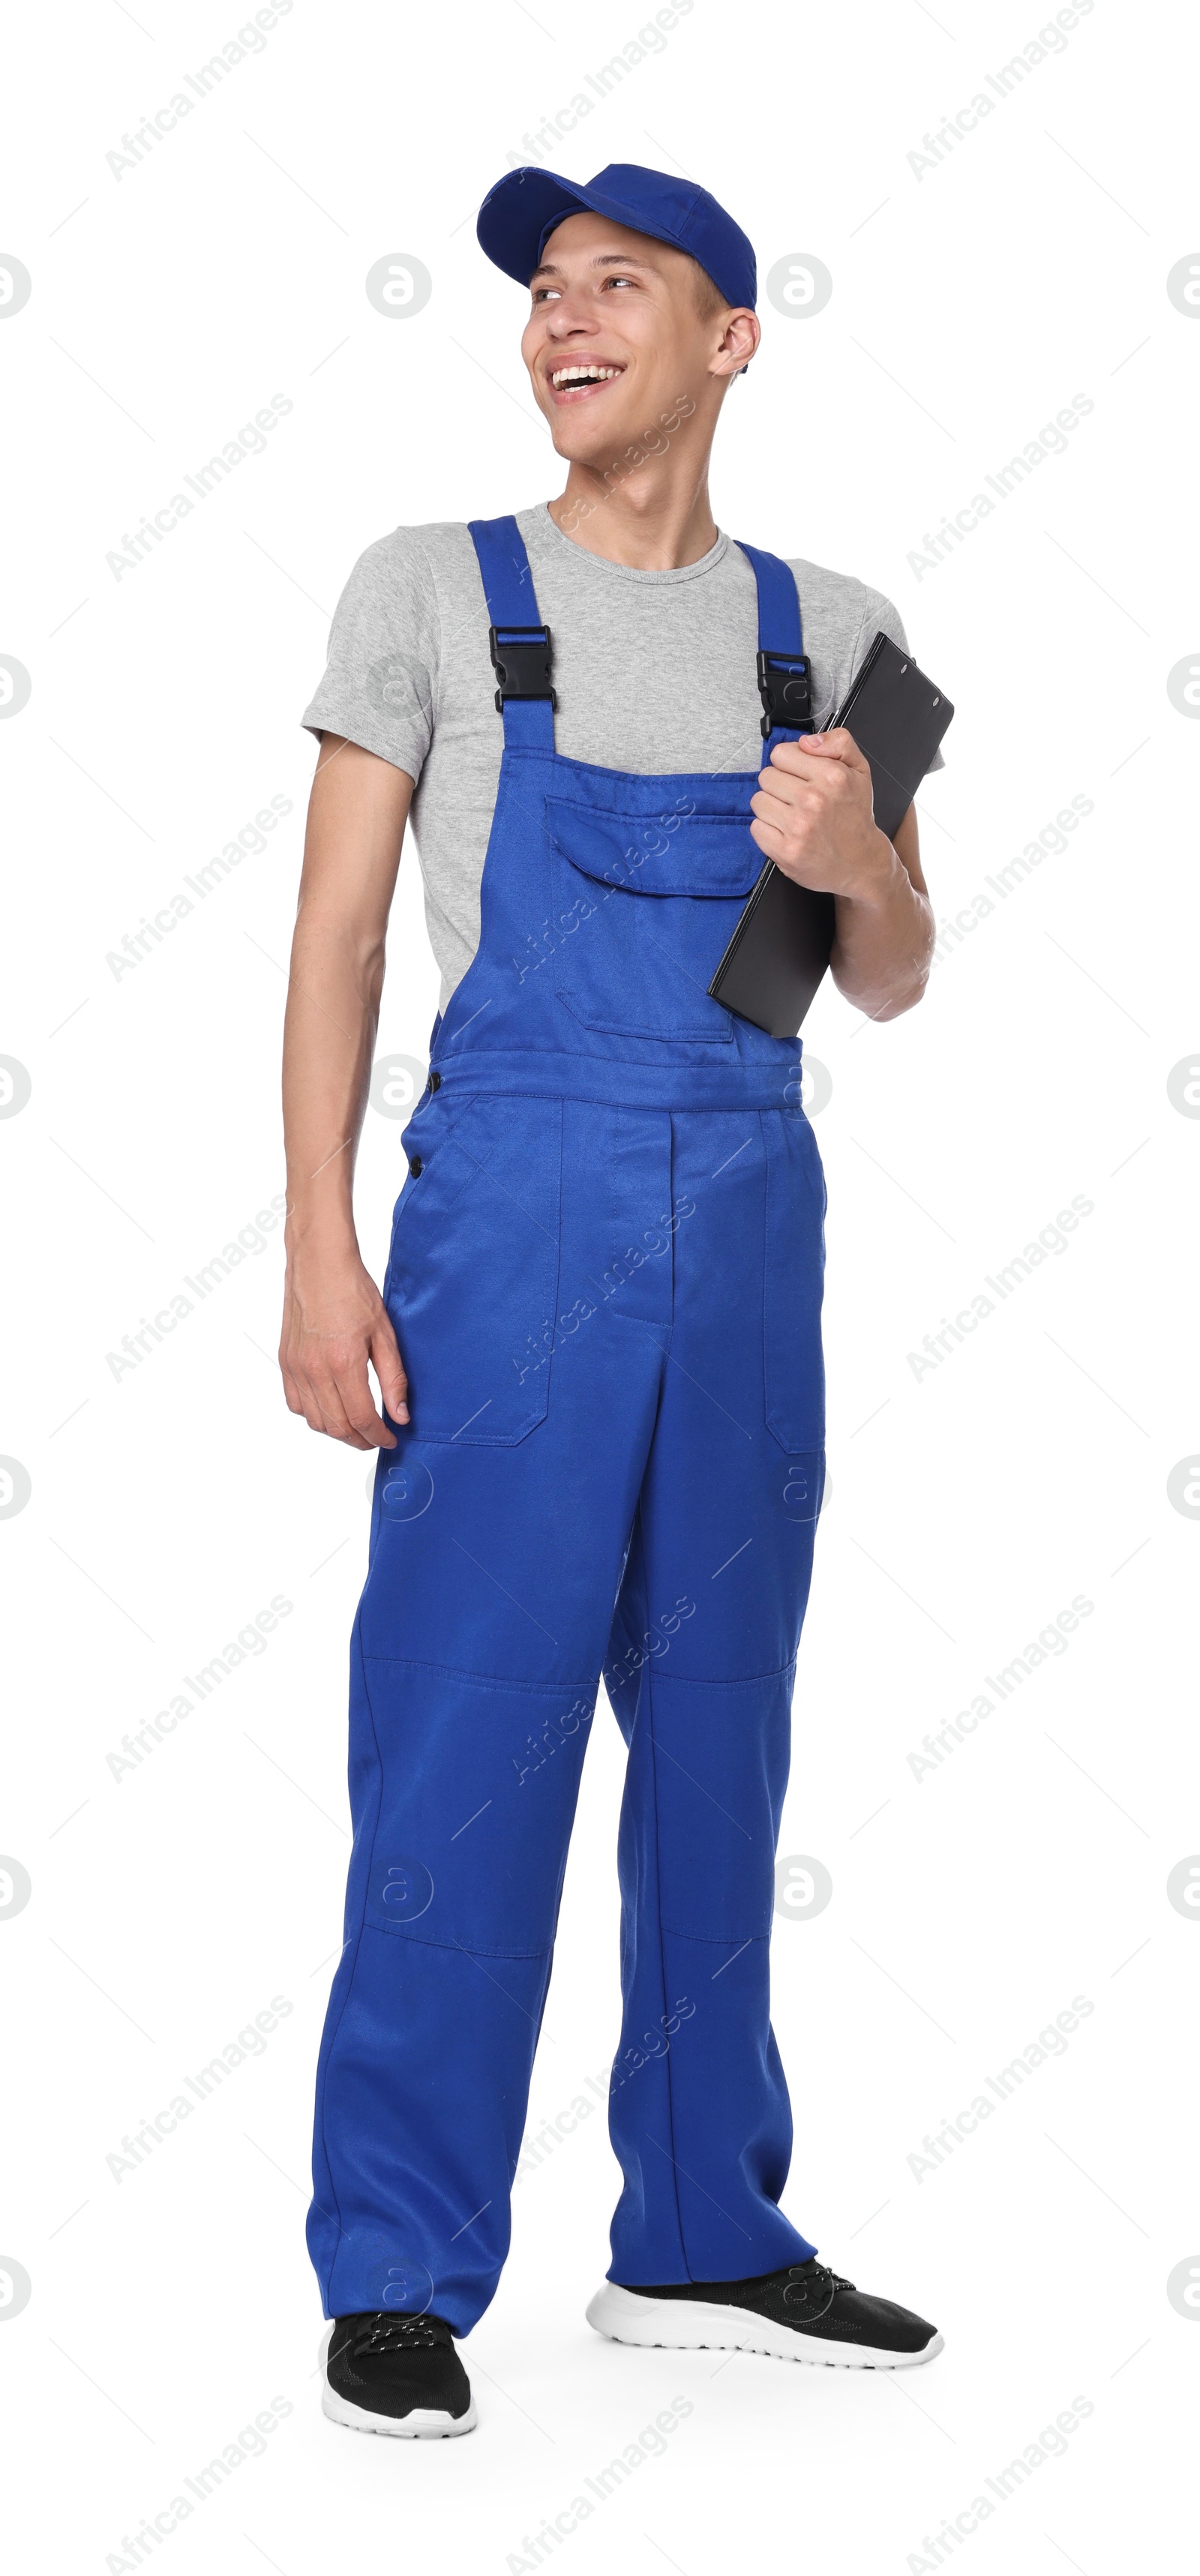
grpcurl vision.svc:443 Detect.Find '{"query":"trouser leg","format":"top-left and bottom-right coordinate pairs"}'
top-left (308, 1100), bottom-right (672, 2332)
top-left (604, 1103), bottom-right (826, 2284)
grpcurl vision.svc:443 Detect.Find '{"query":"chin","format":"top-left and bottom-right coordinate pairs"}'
top-left (549, 417), bottom-right (637, 469)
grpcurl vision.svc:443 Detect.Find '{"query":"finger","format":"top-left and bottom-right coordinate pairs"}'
top-left (749, 808), bottom-right (826, 874)
top-left (296, 1381), bottom-right (338, 1438)
top-left (764, 742), bottom-right (851, 790)
top-left (331, 1353), bottom-right (398, 1450)
top-left (293, 1330), bottom-right (382, 1442)
top-left (751, 781), bottom-right (817, 827)
top-left (820, 726), bottom-right (868, 766)
top-left (317, 1376), bottom-right (377, 1449)
top-left (754, 769), bottom-right (808, 811)
top-left (370, 1315), bottom-right (410, 1431)
top-left (750, 813), bottom-right (793, 858)
top-left (296, 1360), bottom-right (371, 1448)
top-left (762, 739), bottom-right (826, 785)
top-left (278, 1322), bottom-right (304, 1407)
top-left (777, 726), bottom-right (868, 772)
top-left (759, 750), bottom-right (844, 803)
top-left (280, 1348), bottom-right (326, 1432)
top-left (279, 1357), bottom-right (307, 1418)
top-left (293, 1366), bottom-right (343, 1438)
top-left (340, 1390), bottom-right (396, 1453)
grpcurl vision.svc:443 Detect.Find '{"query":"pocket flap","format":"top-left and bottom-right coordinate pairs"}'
top-left (546, 796), bottom-right (761, 899)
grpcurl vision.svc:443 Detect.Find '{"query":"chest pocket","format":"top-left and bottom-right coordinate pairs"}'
top-left (546, 795), bottom-right (761, 1045)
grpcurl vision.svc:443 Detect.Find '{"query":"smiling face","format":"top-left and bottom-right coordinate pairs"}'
top-left (520, 210), bottom-right (757, 466)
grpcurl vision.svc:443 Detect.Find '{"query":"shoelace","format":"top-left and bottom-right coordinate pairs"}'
top-left (782, 2258), bottom-right (854, 2314)
top-left (340, 2311), bottom-right (447, 2359)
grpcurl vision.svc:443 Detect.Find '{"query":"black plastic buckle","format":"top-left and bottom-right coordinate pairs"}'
top-left (757, 648), bottom-right (812, 739)
top-left (488, 623), bottom-right (556, 712)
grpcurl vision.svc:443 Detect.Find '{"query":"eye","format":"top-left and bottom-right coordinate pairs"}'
top-left (602, 273), bottom-right (638, 289)
top-left (532, 285), bottom-right (562, 303)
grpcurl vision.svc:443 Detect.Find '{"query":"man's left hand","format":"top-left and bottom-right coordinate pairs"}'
top-left (749, 729), bottom-right (894, 904)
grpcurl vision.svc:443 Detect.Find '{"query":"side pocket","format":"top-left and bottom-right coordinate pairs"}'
top-left (386, 1095), bottom-right (562, 1444)
top-left (761, 1108), bottom-right (826, 1452)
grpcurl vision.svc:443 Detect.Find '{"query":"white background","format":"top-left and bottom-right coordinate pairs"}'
top-left (2, 0), bottom-right (1198, 2567)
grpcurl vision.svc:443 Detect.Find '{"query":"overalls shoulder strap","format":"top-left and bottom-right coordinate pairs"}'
top-left (468, 514), bottom-right (556, 751)
top-left (735, 540), bottom-right (814, 749)
top-left (468, 515), bottom-right (812, 759)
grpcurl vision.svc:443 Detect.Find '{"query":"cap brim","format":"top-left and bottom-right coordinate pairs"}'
top-left (476, 167), bottom-right (602, 289)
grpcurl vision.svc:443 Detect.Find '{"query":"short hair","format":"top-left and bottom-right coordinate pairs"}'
top-left (688, 257), bottom-right (730, 322)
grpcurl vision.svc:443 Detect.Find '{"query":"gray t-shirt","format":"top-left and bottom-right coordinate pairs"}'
top-left (302, 502), bottom-right (940, 1010)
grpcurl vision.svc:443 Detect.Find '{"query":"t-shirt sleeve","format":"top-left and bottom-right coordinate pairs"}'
top-left (851, 583), bottom-right (945, 771)
top-left (301, 529), bottom-right (440, 783)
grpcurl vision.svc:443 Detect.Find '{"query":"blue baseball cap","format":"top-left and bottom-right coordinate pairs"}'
top-left (477, 162), bottom-right (757, 312)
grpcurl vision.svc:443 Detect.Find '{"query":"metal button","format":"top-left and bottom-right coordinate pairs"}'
top-left (408, 1156), bottom-right (423, 1177)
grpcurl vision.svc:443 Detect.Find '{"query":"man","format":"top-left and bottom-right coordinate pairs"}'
top-left (282, 163), bottom-right (944, 2440)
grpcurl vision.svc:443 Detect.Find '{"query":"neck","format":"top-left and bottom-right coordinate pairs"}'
top-left (548, 442), bottom-right (720, 571)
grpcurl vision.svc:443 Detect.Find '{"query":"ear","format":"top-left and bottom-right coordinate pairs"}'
top-left (712, 307), bottom-right (760, 380)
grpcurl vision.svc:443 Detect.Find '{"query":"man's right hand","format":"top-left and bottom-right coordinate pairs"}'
top-left (279, 1240), bottom-right (410, 1449)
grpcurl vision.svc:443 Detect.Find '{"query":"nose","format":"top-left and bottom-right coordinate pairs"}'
top-left (542, 289), bottom-right (598, 340)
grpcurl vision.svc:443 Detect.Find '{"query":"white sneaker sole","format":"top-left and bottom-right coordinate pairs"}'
top-left (585, 2281), bottom-right (944, 2371)
top-left (319, 2323), bottom-right (478, 2437)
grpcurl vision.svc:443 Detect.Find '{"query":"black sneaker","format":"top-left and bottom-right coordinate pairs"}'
top-left (321, 2311), bottom-right (476, 2436)
top-left (586, 2258), bottom-right (942, 2370)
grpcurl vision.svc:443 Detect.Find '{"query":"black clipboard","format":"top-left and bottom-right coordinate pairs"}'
top-left (707, 632), bottom-right (954, 1039)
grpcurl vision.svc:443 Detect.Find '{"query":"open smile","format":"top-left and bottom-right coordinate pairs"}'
top-left (546, 361), bottom-right (626, 403)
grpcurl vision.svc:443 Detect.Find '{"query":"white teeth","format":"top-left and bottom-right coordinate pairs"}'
top-left (550, 364), bottom-right (622, 388)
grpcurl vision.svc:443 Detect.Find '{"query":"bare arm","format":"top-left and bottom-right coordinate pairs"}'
top-left (278, 734), bottom-right (414, 1448)
top-left (750, 729), bottom-right (934, 1023)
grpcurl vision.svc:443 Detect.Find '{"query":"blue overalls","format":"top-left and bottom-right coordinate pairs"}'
top-left (308, 517), bottom-right (827, 2332)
